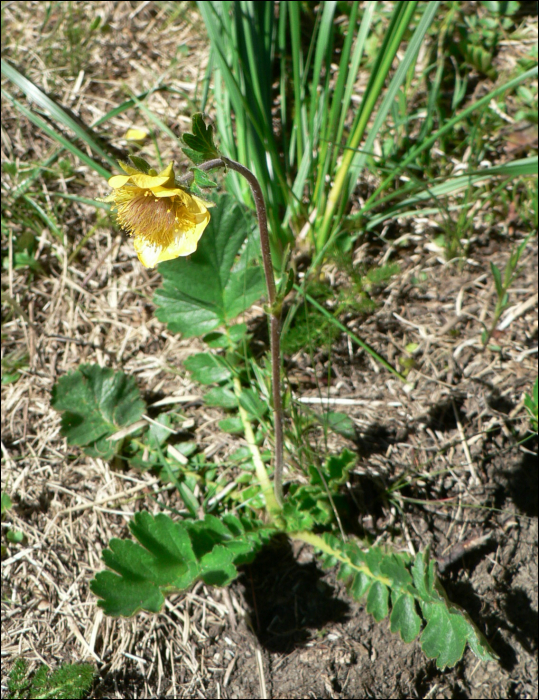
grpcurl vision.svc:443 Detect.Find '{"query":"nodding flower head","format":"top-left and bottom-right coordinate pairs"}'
top-left (101, 161), bottom-right (213, 268)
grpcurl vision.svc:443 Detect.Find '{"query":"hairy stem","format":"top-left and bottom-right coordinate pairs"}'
top-left (221, 157), bottom-right (284, 507)
top-left (182, 157), bottom-right (285, 506)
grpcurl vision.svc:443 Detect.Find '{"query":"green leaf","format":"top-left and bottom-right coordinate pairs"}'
top-left (182, 147), bottom-right (207, 166)
top-left (313, 536), bottom-right (497, 670)
top-left (218, 416), bottom-right (244, 434)
top-left (283, 484), bottom-right (334, 529)
top-left (420, 602), bottom-right (468, 669)
top-left (238, 389), bottom-right (268, 420)
top-left (154, 196), bottom-right (265, 338)
top-left (6, 530), bottom-right (25, 544)
top-left (7, 658), bottom-right (95, 700)
top-left (204, 387), bottom-right (238, 408)
top-left (204, 324), bottom-right (248, 349)
top-left (309, 449), bottom-right (356, 489)
top-left (321, 411), bottom-right (357, 440)
top-left (390, 593), bottom-right (422, 643)
top-left (147, 413), bottom-right (173, 448)
top-left (524, 378), bottom-right (538, 432)
top-left (490, 262), bottom-right (503, 298)
top-left (182, 113), bottom-right (219, 163)
top-left (128, 155), bottom-right (152, 174)
top-left (192, 168), bottom-right (218, 188)
top-left (183, 353), bottom-right (231, 384)
top-left (199, 545), bottom-right (238, 586)
top-left (1, 492), bottom-right (12, 516)
top-left (51, 365), bottom-right (146, 448)
top-left (91, 512), bottom-right (274, 617)
top-left (366, 581), bottom-right (389, 622)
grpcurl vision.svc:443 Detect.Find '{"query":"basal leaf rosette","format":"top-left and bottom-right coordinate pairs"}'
top-left (102, 160), bottom-right (214, 268)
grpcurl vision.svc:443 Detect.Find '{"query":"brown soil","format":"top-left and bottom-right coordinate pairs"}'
top-left (2, 3), bottom-right (537, 699)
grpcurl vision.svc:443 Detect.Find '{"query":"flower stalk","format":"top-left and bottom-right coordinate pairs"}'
top-left (184, 157), bottom-right (285, 506)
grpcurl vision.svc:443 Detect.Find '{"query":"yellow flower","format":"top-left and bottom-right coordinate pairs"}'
top-left (101, 161), bottom-right (213, 268)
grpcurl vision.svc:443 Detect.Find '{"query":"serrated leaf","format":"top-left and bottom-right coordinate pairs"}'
top-left (390, 593), bottom-right (421, 643)
top-left (51, 364), bottom-right (146, 447)
top-left (308, 449), bottom-right (356, 490)
top-left (184, 353), bottom-right (231, 384)
top-left (182, 113), bottom-right (219, 162)
top-left (182, 147), bottom-right (207, 166)
top-left (199, 545), bottom-right (238, 586)
top-left (91, 513), bottom-right (274, 617)
top-left (419, 602), bottom-right (469, 669)
top-left (154, 196), bottom-right (265, 337)
top-left (284, 483), bottom-right (334, 529)
top-left (325, 449), bottom-right (356, 484)
top-left (204, 387), bottom-right (237, 408)
top-left (380, 553), bottom-right (413, 590)
top-left (282, 499), bottom-right (316, 531)
top-left (91, 568), bottom-right (168, 617)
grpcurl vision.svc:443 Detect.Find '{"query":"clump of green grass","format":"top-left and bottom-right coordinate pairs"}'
top-left (282, 303), bottom-right (341, 355)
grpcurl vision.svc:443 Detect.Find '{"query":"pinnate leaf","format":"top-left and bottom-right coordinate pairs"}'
top-left (91, 512), bottom-right (275, 617)
top-left (311, 535), bottom-right (497, 669)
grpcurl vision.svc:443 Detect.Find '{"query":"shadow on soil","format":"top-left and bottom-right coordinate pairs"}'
top-left (237, 535), bottom-right (350, 653)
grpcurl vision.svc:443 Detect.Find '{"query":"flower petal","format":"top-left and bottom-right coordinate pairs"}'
top-left (191, 194), bottom-right (216, 209)
top-left (152, 186), bottom-right (190, 199)
top-left (132, 205), bottom-right (211, 268)
top-left (108, 174), bottom-right (132, 188)
top-left (157, 162), bottom-right (175, 180)
top-left (129, 173), bottom-right (171, 188)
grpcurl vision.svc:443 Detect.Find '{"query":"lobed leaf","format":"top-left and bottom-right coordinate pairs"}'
top-left (154, 195), bottom-right (265, 338)
top-left (91, 512), bottom-right (275, 617)
top-left (51, 365), bottom-right (146, 456)
top-left (182, 113), bottom-right (220, 163)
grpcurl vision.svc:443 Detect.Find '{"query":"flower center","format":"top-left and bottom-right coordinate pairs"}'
top-left (113, 186), bottom-right (196, 248)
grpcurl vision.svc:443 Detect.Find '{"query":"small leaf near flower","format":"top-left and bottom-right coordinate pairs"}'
top-left (182, 113), bottom-right (219, 164)
top-left (100, 160), bottom-right (214, 268)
